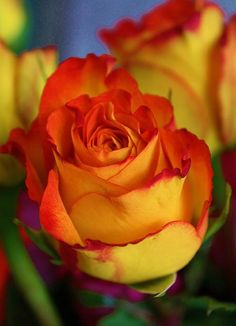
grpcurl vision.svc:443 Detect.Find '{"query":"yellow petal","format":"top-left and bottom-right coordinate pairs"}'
top-left (108, 133), bottom-right (159, 189)
top-left (76, 221), bottom-right (201, 283)
top-left (70, 169), bottom-right (189, 244)
top-left (55, 155), bottom-right (126, 210)
top-left (218, 16), bottom-right (236, 145)
top-left (0, 42), bottom-right (19, 144)
top-left (16, 47), bottom-right (57, 130)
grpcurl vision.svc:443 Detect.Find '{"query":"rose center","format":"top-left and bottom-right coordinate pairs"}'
top-left (92, 128), bottom-right (129, 152)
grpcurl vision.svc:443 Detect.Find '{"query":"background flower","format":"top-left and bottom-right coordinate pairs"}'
top-left (0, 43), bottom-right (57, 185)
top-left (100, 0), bottom-right (236, 153)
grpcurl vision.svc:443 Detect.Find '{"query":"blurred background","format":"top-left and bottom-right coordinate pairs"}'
top-left (29, 0), bottom-right (235, 60)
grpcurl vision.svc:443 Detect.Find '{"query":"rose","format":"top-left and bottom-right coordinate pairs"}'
top-left (0, 42), bottom-right (57, 185)
top-left (5, 54), bottom-right (212, 289)
top-left (100, 0), bottom-right (236, 154)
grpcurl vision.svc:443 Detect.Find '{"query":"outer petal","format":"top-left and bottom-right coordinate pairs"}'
top-left (76, 221), bottom-right (202, 283)
top-left (160, 129), bottom-right (213, 223)
top-left (39, 54), bottom-right (115, 120)
top-left (40, 170), bottom-right (83, 246)
top-left (218, 15), bottom-right (236, 145)
top-left (70, 167), bottom-right (190, 245)
top-left (5, 120), bottom-right (46, 202)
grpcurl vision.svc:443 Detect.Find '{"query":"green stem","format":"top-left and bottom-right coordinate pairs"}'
top-left (0, 186), bottom-right (62, 326)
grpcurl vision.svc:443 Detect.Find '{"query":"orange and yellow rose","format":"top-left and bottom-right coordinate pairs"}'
top-left (4, 55), bottom-right (212, 289)
top-left (101, 0), bottom-right (236, 154)
top-left (0, 42), bottom-right (57, 185)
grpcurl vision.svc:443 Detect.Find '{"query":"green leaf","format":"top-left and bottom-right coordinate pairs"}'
top-left (100, 308), bottom-right (148, 326)
top-left (172, 295), bottom-right (236, 316)
top-left (131, 273), bottom-right (176, 296)
top-left (76, 290), bottom-right (115, 308)
top-left (0, 185), bottom-right (62, 326)
top-left (15, 218), bottom-right (62, 265)
top-left (204, 183), bottom-right (231, 243)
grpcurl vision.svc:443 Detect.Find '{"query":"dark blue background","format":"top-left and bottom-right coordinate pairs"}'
top-left (30, 1), bottom-right (235, 60)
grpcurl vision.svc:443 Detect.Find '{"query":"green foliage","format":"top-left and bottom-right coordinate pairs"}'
top-left (100, 306), bottom-right (149, 326)
top-left (204, 183), bottom-right (231, 243)
top-left (131, 273), bottom-right (176, 296)
top-left (15, 219), bottom-right (62, 265)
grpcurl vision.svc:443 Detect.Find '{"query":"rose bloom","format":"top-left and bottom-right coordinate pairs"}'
top-left (0, 42), bottom-right (57, 185)
top-left (5, 55), bottom-right (212, 288)
top-left (101, 0), bottom-right (236, 154)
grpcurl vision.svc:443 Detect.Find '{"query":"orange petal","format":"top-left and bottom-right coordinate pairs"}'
top-left (76, 221), bottom-right (202, 283)
top-left (108, 133), bottom-right (159, 189)
top-left (46, 107), bottom-right (74, 159)
top-left (39, 54), bottom-right (115, 120)
top-left (55, 155), bottom-right (127, 210)
top-left (40, 169), bottom-right (83, 246)
top-left (5, 120), bottom-right (46, 202)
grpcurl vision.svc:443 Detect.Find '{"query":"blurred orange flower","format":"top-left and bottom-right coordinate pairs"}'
top-left (101, 0), bottom-right (236, 153)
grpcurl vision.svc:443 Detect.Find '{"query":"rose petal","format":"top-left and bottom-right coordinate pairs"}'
top-left (55, 155), bottom-right (127, 210)
top-left (40, 54), bottom-right (115, 120)
top-left (76, 221), bottom-right (202, 283)
top-left (108, 132), bottom-right (159, 189)
top-left (160, 129), bottom-right (213, 221)
top-left (40, 170), bottom-right (83, 246)
top-left (70, 168), bottom-right (189, 245)
top-left (46, 107), bottom-right (74, 159)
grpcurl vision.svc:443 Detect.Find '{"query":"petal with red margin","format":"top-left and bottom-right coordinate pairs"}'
top-left (70, 168), bottom-right (189, 245)
top-left (76, 220), bottom-right (202, 283)
top-left (160, 128), bottom-right (213, 223)
top-left (100, 0), bottom-right (204, 57)
top-left (40, 170), bottom-right (83, 246)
